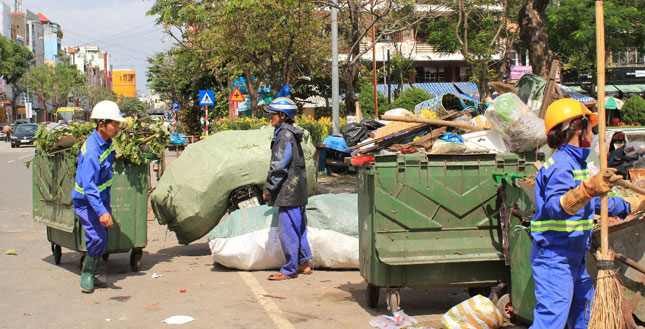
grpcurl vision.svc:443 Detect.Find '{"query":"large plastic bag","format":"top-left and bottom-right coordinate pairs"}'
top-left (430, 133), bottom-right (467, 154)
top-left (341, 119), bottom-right (384, 146)
top-left (207, 193), bottom-right (359, 270)
top-left (485, 93), bottom-right (546, 153)
top-left (150, 127), bottom-right (316, 245)
top-left (441, 295), bottom-right (504, 329)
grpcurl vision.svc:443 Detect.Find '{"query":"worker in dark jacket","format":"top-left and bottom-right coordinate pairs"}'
top-left (262, 97), bottom-right (312, 280)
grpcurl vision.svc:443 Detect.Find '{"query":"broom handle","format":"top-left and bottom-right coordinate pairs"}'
top-left (596, 0), bottom-right (609, 255)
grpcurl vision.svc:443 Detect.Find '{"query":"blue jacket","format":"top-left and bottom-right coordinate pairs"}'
top-left (531, 144), bottom-right (630, 253)
top-left (71, 130), bottom-right (115, 217)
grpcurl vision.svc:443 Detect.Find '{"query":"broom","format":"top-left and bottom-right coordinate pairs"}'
top-left (588, 1), bottom-right (631, 328)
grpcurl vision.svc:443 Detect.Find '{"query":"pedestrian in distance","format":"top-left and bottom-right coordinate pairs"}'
top-left (3, 124), bottom-right (12, 142)
top-left (262, 97), bottom-right (313, 281)
top-left (71, 100), bottom-right (125, 293)
top-left (529, 98), bottom-right (645, 328)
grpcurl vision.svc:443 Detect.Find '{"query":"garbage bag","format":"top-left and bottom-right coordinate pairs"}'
top-left (342, 119), bottom-right (384, 147)
top-left (430, 133), bottom-right (467, 154)
top-left (151, 127), bottom-right (316, 245)
top-left (441, 295), bottom-right (504, 329)
top-left (207, 193), bottom-right (359, 270)
top-left (485, 93), bottom-right (546, 153)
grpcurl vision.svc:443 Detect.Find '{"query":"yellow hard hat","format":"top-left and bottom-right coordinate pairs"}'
top-left (544, 98), bottom-right (598, 135)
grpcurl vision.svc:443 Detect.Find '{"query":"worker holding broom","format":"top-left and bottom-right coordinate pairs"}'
top-left (72, 101), bottom-right (125, 293)
top-left (530, 98), bottom-right (645, 328)
top-left (262, 97), bottom-right (312, 281)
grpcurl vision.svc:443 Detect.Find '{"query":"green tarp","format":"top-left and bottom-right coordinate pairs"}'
top-left (151, 127), bottom-right (317, 244)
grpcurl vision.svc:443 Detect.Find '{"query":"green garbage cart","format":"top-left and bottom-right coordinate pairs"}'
top-left (32, 153), bottom-right (149, 271)
top-left (357, 152), bottom-right (541, 314)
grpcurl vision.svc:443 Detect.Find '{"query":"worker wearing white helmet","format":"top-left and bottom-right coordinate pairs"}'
top-left (71, 100), bottom-right (125, 293)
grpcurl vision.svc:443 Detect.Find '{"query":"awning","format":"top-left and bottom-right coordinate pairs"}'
top-left (453, 82), bottom-right (479, 98)
top-left (56, 106), bottom-right (83, 113)
top-left (377, 82), bottom-right (471, 100)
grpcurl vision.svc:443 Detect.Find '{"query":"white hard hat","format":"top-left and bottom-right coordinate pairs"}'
top-left (91, 100), bottom-right (126, 122)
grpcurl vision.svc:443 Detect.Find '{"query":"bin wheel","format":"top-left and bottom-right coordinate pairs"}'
top-left (496, 293), bottom-right (513, 322)
top-left (101, 253), bottom-right (110, 261)
top-left (366, 283), bottom-right (380, 308)
top-left (51, 244), bottom-right (62, 265)
top-left (386, 289), bottom-right (400, 314)
top-left (130, 249), bottom-right (142, 272)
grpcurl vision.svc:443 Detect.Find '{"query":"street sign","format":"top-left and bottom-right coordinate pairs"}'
top-left (171, 103), bottom-right (180, 111)
top-left (229, 87), bottom-right (245, 102)
top-left (198, 90), bottom-right (215, 106)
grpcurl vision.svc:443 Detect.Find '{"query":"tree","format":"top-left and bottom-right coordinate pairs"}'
top-left (118, 97), bottom-right (147, 116)
top-left (148, 0), bottom-right (329, 117)
top-left (0, 36), bottom-right (33, 119)
top-left (517, 0), bottom-right (552, 78)
top-left (147, 47), bottom-right (222, 134)
top-left (546, 0), bottom-right (645, 95)
top-left (424, 0), bottom-right (520, 101)
top-left (621, 95), bottom-right (645, 125)
top-left (23, 63), bottom-right (86, 109)
top-left (83, 84), bottom-right (117, 109)
top-left (388, 86), bottom-right (433, 111)
top-left (316, 0), bottom-right (433, 115)
top-left (358, 81), bottom-right (387, 118)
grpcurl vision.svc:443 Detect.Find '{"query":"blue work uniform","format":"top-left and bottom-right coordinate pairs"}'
top-left (71, 130), bottom-right (115, 258)
top-left (530, 144), bottom-right (630, 329)
top-left (263, 123), bottom-right (312, 276)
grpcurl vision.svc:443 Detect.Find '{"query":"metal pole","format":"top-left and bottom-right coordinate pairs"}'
top-left (205, 105), bottom-right (209, 135)
top-left (331, 0), bottom-right (340, 135)
top-left (387, 50), bottom-right (391, 104)
top-left (371, 0), bottom-right (378, 117)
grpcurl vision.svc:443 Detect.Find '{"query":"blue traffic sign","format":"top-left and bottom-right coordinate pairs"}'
top-left (198, 90), bottom-right (215, 106)
top-left (171, 103), bottom-right (180, 111)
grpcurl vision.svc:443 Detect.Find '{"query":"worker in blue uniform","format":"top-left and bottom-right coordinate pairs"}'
top-left (72, 100), bottom-right (126, 293)
top-left (262, 97), bottom-right (312, 280)
top-left (530, 98), bottom-right (645, 328)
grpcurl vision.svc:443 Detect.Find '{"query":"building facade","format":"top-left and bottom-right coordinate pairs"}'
top-left (0, 1), bottom-right (10, 38)
top-left (38, 13), bottom-right (60, 65)
top-left (65, 46), bottom-right (112, 88)
top-left (112, 69), bottom-right (136, 98)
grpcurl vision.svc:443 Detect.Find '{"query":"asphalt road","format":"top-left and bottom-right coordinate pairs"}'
top-left (0, 141), bottom-right (526, 329)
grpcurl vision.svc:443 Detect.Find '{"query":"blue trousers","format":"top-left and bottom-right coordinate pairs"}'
top-left (278, 206), bottom-right (312, 276)
top-left (530, 244), bottom-right (594, 329)
top-left (73, 199), bottom-right (109, 258)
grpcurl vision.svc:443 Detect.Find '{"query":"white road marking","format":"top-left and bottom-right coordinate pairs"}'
top-left (7, 160), bottom-right (14, 163)
top-left (19, 154), bottom-right (33, 159)
top-left (238, 272), bottom-right (295, 329)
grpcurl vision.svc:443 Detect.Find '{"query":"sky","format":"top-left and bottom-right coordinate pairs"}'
top-left (20, 0), bottom-right (173, 95)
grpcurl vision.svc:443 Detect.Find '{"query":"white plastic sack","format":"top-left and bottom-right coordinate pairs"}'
top-left (207, 193), bottom-right (359, 270)
top-left (441, 295), bottom-right (503, 329)
top-left (485, 93), bottom-right (546, 153)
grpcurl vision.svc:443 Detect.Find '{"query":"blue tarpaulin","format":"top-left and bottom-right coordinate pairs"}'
top-left (453, 82), bottom-right (479, 98)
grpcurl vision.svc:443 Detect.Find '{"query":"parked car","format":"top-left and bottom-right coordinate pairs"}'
top-left (12, 119), bottom-right (29, 129)
top-left (11, 123), bottom-right (38, 148)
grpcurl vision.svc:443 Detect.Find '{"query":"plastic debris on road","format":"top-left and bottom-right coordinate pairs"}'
top-left (162, 315), bottom-right (195, 325)
top-left (5, 249), bottom-right (17, 255)
top-left (369, 310), bottom-right (428, 329)
top-left (152, 273), bottom-right (164, 279)
top-left (441, 295), bottom-right (503, 329)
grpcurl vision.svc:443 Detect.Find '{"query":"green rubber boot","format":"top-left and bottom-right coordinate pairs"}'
top-left (80, 256), bottom-right (98, 293)
top-left (93, 258), bottom-right (107, 288)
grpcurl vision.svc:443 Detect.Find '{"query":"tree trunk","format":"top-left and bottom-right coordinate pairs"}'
top-left (518, 0), bottom-right (552, 79)
top-left (244, 71), bottom-right (260, 118)
top-left (343, 64), bottom-right (359, 115)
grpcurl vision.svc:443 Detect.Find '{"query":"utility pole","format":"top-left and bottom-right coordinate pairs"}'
top-left (331, 0), bottom-right (340, 135)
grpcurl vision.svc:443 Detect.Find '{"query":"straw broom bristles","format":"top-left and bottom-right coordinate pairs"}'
top-left (588, 250), bottom-right (633, 329)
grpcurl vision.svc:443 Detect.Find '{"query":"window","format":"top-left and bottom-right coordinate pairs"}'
top-left (415, 67), bottom-right (445, 82)
top-left (459, 66), bottom-right (470, 81)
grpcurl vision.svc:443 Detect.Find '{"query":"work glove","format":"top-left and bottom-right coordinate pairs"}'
top-left (624, 195), bottom-right (645, 213)
top-left (560, 168), bottom-right (623, 215)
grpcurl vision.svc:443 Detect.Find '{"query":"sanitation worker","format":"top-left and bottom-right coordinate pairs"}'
top-left (72, 100), bottom-right (125, 293)
top-left (530, 98), bottom-right (645, 328)
top-left (262, 97), bottom-right (312, 280)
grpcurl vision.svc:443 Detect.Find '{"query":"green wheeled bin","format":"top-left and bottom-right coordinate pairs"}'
top-left (32, 153), bottom-right (149, 271)
top-left (357, 152), bottom-right (541, 315)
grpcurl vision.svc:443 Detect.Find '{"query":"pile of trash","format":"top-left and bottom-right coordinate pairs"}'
top-left (150, 127), bottom-right (317, 245)
top-left (345, 92), bottom-right (546, 156)
top-left (207, 193), bottom-right (358, 270)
